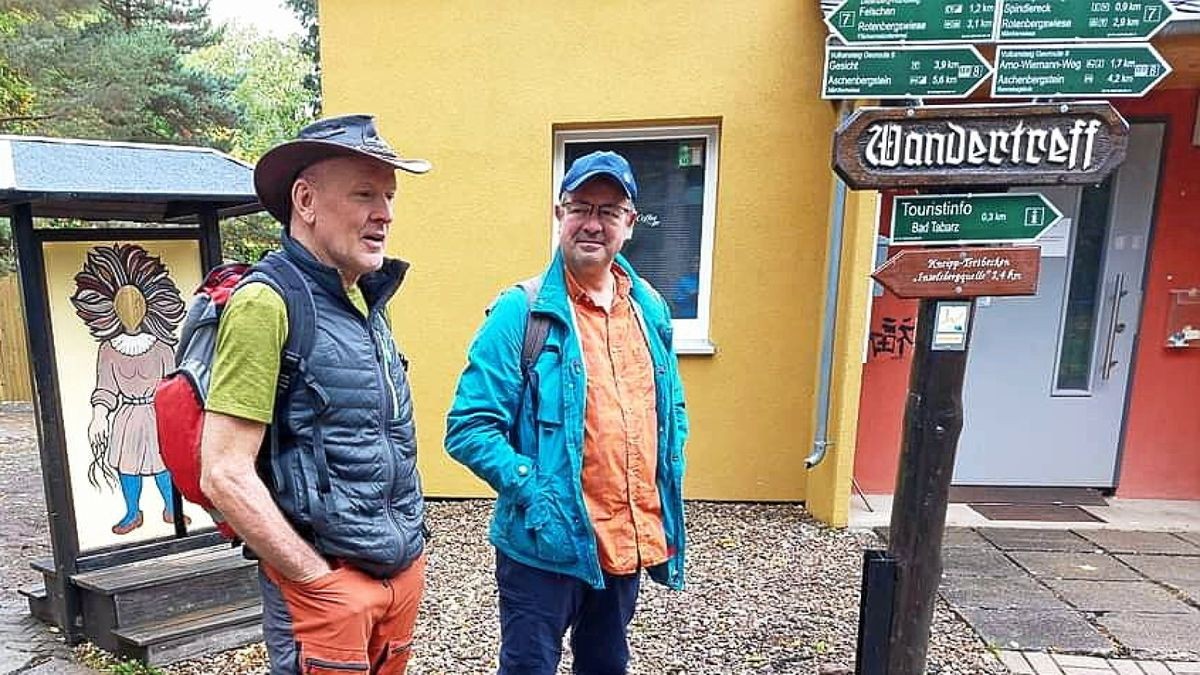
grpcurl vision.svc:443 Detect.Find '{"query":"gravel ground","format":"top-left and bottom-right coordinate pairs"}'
top-left (153, 500), bottom-right (1004, 675)
top-left (0, 404), bottom-right (52, 595)
top-left (0, 401), bottom-right (1002, 674)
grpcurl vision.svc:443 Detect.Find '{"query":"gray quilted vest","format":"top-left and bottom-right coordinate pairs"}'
top-left (269, 234), bottom-right (425, 578)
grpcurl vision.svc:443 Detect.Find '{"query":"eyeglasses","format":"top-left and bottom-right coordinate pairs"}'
top-left (559, 201), bottom-right (633, 226)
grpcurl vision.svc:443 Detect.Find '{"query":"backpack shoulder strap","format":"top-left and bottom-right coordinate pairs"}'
top-left (515, 275), bottom-right (550, 379)
top-left (247, 252), bottom-right (317, 395)
top-left (237, 252), bottom-right (318, 505)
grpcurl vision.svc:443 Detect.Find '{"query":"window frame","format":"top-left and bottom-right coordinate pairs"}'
top-left (552, 124), bottom-right (720, 355)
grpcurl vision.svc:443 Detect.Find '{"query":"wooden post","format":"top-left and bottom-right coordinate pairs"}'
top-left (12, 203), bottom-right (84, 642)
top-left (197, 207), bottom-right (223, 270)
top-left (885, 297), bottom-right (976, 675)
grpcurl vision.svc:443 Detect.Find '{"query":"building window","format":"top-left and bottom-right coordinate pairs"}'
top-left (553, 125), bottom-right (719, 354)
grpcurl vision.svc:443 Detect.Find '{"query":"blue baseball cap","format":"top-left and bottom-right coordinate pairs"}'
top-left (560, 151), bottom-right (638, 201)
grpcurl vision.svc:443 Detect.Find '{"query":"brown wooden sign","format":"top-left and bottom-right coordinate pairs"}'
top-left (872, 246), bottom-right (1041, 299)
top-left (833, 102), bottom-right (1129, 190)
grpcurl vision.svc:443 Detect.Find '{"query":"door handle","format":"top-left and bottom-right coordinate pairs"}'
top-left (1101, 273), bottom-right (1127, 381)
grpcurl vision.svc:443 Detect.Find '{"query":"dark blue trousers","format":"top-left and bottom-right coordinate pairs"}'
top-left (496, 551), bottom-right (640, 675)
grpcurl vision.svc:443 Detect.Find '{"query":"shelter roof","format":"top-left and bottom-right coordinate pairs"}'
top-left (0, 135), bottom-right (263, 222)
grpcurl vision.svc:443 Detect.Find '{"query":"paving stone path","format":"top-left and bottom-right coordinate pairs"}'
top-left (0, 405), bottom-right (97, 674)
top-left (939, 527), bottom-right (1200, 661)
top-left (1000, 651), bottom-right (1200, 675)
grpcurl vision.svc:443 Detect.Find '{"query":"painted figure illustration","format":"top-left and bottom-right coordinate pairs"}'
top-left (70, 243), bottom-right (186, 535)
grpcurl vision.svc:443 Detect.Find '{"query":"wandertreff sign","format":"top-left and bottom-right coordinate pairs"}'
top-left (832, 102), bottom-right (1129, 189)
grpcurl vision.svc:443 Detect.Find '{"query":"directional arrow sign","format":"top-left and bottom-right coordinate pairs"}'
top-left (823, 45), bottom-right (992, 99)
top-left (992, 44), bottom-right (1172, 98)
top-left (825, 0), bottom-right (997, 43)
top-left (891, 193), bottom-right (1064, 245)
top-left (998, 0), bottom-right (1174, 42)
top-left (872, 246), bottom-right (1042, 298)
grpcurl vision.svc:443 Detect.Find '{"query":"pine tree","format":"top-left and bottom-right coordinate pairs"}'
top-left (0, 0), bottom-right (239, 146)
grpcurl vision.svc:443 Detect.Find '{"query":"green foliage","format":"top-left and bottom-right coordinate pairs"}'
top-left (108, 660), bottom-right (165, 675)
top-left (99, 0), bottom-right (217, 50)
top-left (0, 60), bottom-right (34, 133)
top-left (222, 212), bottom-right (282, 264)
top-left (0, 0), bottom-right (238, 146)
top-left (185, 23), bottom-right (309, 160)
top-left (0, 221), bottom-right (13, 275)
top-left (183, 22), bottom-right (306, 260)
top-left (73, 641), bottom-right (165, 674)
top-left (0, 2), bottom-right (311, 266)
top-left (283, 0), bottom-right (319, 115)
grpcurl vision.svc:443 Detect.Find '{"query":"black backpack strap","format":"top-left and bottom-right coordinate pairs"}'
top-left (250, 252), bottom-right (317, 395)
top-left (515, 275), bottom-right (550, 381)
top-left (239, 252), bottom-right (318, 501)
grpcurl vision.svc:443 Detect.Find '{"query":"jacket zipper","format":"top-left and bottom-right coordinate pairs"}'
top-left (375, 324), bottom-right (402, 417)
top-left (366, 313), bottom-right (405, 550)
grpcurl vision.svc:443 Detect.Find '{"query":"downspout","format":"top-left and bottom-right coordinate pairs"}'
top-left (806, 100), bottom-right (855, 469)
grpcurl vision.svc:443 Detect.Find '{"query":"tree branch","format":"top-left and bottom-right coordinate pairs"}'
top-left (0, 114), bottom-right (56, 124)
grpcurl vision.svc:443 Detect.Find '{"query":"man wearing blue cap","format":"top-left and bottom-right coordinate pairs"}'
top-left (446, 151), bottom-right (689, 674)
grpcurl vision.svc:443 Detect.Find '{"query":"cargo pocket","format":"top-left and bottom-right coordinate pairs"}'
top-left (299, 645), bottom-right (368, 673)
top-left (376, 639), bottom-right (413, 675)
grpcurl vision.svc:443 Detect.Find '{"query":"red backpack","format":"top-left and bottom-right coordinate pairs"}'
top-left (154, 253), bottom-right (315, 538)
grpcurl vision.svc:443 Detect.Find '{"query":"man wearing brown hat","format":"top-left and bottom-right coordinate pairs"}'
top-left (200, 114), bottom-right (430, 674)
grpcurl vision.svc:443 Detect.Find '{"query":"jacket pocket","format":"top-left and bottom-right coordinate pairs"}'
top-left (528, 498), bottom-right (578, 564)
top-left (505, 497), bottom-right (578, 565)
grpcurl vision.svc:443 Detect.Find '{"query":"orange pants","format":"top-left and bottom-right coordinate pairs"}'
top-left (261, 555), bottom-right (425, 674)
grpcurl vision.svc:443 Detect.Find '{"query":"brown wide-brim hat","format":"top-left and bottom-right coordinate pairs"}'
top-left (254, 113), bottom-right (431, 225)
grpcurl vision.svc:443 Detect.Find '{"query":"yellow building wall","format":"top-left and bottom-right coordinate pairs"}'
top-left (319, 0), bottom-right (838, 501)
top-left (806, 185), bottom-right (880, 527)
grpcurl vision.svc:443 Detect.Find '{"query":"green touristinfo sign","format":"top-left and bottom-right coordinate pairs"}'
top-left (891, 193), bottom-right (1064, 245)
top-left (826, 0), bottom-right (997, 43)
top-left (998, 0), bottom-right (1174, 41)
top-left (822, 46), bottom-right (991, 99)
top-left (992, 44), bottom-right (1172, 98)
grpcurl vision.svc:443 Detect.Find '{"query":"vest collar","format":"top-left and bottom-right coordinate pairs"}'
top-left (281, 233), bottom-right (410, 312)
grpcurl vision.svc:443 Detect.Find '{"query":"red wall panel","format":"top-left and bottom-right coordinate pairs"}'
top-left (1115, 89), bottom-right (1200, 498)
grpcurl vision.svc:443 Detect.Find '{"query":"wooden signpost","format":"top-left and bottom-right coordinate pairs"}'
top-left (871, 246), bottom-right (1041, 298)
top-left (869, 243), bottom-right (1046, 675)
top-left (841, 107), bottom-right (1128, 675)
top-left (820, 4), bottom-right (1148, 672)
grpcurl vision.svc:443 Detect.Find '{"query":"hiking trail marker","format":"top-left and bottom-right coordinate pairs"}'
top-left (997, 0), bottom-right (1174, 42)
top-left (871, 246), bottom-right (1041, 299)
top-left (993, 44), bottom-right (1172, 98)
top-left (891, 193), bottom-right (1063, 245)
top-left (822, 45), bottom-right (992, 99)
top-left (825, 0), bottom-right (998, 43)
top-left (825, 0), bottom-right (1174, 43)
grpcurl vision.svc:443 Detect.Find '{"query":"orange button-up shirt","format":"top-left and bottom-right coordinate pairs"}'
top-left (567, 267), bottom-right (668, 576)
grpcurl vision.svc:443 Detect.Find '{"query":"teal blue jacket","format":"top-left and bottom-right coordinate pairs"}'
top-left (445, 252), bottom-right (688, 589)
